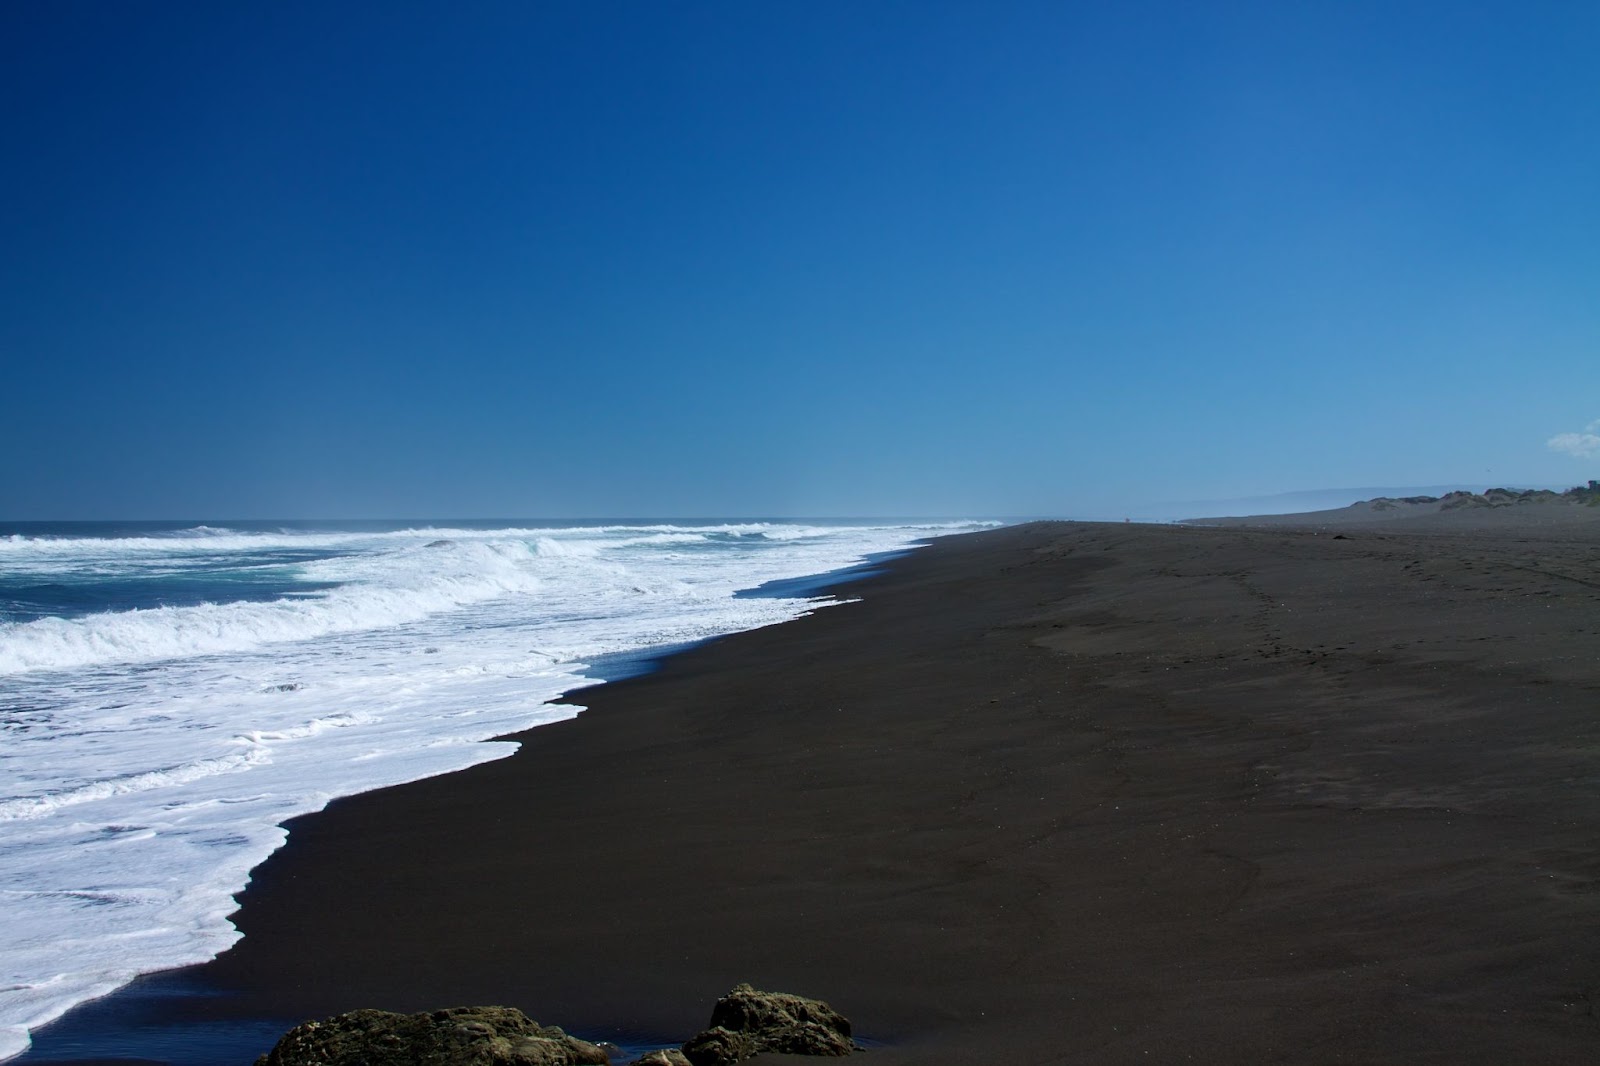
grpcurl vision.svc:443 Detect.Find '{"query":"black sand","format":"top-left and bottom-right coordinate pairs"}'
top-left (140, 519), bottom-right (1600, 1062)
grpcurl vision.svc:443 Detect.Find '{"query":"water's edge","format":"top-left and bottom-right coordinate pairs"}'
top-left (9, 549), bottom-right (917, 1066)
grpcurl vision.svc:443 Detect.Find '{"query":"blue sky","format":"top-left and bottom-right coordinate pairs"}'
top-left (3, 1), bottom-right (1596, 519)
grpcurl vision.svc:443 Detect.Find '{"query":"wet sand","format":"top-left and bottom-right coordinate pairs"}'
top-left (175, 517), bottom-right (1600, 1063)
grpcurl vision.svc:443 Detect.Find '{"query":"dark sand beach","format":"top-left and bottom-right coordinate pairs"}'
top-left (106, 514), bottom-right (1600, 1063)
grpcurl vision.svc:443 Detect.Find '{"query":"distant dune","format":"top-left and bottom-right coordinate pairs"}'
top-left (1185, 482), bottom-right (1600, 530)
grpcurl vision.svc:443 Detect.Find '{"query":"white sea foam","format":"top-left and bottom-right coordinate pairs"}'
top-left (0, 531), bottom-right (805, 674)
top-left (0, 519), bottom-right (995, 1060)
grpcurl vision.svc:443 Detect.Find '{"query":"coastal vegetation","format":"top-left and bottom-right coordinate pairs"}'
top-left (1369, 482), bottom-right (1600, 510)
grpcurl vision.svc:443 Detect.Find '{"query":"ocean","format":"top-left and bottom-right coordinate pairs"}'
top-left (0, 518), bottom-right (992, 1062)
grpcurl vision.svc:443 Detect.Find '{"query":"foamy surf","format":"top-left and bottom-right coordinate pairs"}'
top-left (0, 518), bottom-right (994, 1060)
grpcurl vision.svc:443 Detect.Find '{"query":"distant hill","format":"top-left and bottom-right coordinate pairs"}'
top-left (1181, 482), bottom-right (1600, 529)
top-left (1111, 485), bottom-right (1551, 523)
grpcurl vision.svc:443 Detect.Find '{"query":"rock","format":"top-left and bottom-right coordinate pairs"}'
top-left (681, 1027), bottom-right (759, 1066)
top-left (705, 983), bottom-right (853, 1045)
top-left (255, 1006), bottom-right (611, 1066)
top-left (681, 984), bottom-right (854, 1066)
top-left (632, 1050), bottom-right (693, 1066)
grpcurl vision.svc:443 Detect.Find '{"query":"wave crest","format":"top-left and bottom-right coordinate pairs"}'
top-left (0, 539), bottom-right (546, 675)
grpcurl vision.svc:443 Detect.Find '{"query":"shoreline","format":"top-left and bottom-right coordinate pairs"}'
top-left (9, 543), bottom-right (933, 1066)
top-left (20, 517), bottom-right (1600, 1064)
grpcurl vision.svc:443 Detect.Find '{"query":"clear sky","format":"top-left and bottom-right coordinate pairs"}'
top-left (3, 1), bottom-right (1596, 519)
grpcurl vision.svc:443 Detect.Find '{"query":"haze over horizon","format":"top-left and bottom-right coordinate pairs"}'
top-left (3, 1), bottom-right (1596, 520)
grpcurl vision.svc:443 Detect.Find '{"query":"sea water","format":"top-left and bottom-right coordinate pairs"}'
top-left (0, 519), bottom-right (991, 1061)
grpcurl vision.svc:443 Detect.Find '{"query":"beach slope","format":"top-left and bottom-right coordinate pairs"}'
top-left (191, 518), bottom-right (1600, 1064)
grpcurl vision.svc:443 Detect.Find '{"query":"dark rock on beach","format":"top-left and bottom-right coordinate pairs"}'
top-left (252, 988), bottom-right (850, 1066)
top-left (681, 1028), bottom-right (757, 1066)
top-left (630, 1051), bottom-right (692, 1066)
top-left (255, 1006), bottom-right (610, 1066)
top-left (681, 984), bottom-right (854, 1066)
